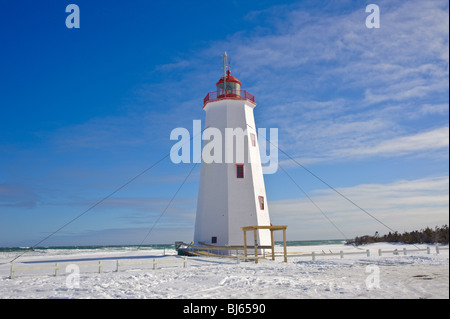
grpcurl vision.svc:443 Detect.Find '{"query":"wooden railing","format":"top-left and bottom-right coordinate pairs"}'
top-left (178, 242), bottom-right (448, 263)
top-left (289, 246), bottom-right (448, 261)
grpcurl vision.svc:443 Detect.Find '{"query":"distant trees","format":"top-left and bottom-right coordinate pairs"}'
top-left (346, 225), bottom-right (449, 246)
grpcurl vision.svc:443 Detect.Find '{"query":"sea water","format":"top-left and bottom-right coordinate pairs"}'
top-left (0, 240), bottom-right (346, 253)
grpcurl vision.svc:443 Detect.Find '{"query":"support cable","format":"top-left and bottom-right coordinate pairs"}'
top-left (259, 132), bottom-right (397, 234)
top-left (9, 155), bottom-right (170, 263)
top-left (278, 163), bottom-right (350, 242)
top-left (137, 163), bottom-right (198, 249)
top-left (10, 129), bottom-right (205, 263)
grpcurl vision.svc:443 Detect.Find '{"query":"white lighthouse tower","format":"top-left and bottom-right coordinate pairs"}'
top-left (194, 53), bottom-right (272, 248)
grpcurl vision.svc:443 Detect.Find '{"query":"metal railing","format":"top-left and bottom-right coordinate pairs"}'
top-left (203, 90), bottom-right (255, 107)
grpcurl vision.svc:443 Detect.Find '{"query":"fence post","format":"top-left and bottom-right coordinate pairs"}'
top-left (55, 263), bottom-right (59, 277)
top-left (10, 263), bottom-right (15, 279)
top-left (153, 258), bottom-right (157, 270)
top-left (340, 251), bottom-right (344, 259)
top-left (436, 246), bottom-right (440, 254)
top-left (312, 252), bottom-right (315, 261)
top-left (184, 256), bottom-right (187, 268)
top-left (366, 249), bottom-right (370, 257)
top-left (116, 260), bottom-right (120, 272)
top-left (403, 248), bottom-right (407, 256)
top-left (427, 247), bottom-right (430, 254)
top-left (378, 249), bottom-right (382, 256)
top-left (99, 261), bottom-right (103, 274)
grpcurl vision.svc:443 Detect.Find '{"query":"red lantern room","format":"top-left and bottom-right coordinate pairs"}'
top-left (203, 53), bottom-right (255, 108)
top-left (216, 69), bottom-right (242, 95)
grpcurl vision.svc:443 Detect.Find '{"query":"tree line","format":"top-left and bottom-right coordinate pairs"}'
top-left (346, 225), bottom-right (449, 246)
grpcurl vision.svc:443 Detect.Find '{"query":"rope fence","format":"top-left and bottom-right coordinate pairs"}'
top-left (9, 256), bottom-right (188, 279)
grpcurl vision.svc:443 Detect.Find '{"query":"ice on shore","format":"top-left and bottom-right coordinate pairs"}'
top-left (0, 242), bottom-right (448, 299)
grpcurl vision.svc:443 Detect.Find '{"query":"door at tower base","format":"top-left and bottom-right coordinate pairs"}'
top-left (194, 97), bottom-right (272, 249)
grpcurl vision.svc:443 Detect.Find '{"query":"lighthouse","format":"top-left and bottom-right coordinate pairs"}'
top-left (194, 53), bottom-right (272, 249)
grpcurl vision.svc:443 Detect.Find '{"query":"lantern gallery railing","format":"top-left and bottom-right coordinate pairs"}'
top-left (203, 90), bottom-right (255, 107)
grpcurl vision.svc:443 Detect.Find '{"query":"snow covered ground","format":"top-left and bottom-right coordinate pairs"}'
top-left (0, 243), bottom-right (448, 299)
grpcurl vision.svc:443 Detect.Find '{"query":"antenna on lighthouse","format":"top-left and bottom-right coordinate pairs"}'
top-left (222, 51), bottom-right (228, 76)
top-left (222, 52), bottom-right (228, 95)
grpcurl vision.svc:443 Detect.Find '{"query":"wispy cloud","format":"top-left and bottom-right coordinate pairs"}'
top-left (3, 0), bottom-right (447, 246)
top-left (43, 226), bottom-right (194, 246)
top-left (46, 110), bottom-right (172, 151)
top-left (0, 183), bottom-right (39, 208)
top-left (154, 0), bottom-right (448, 165)
top-left (269, 176), bottom-right (449, 240)
top-left (330, 126), bottom-right (449, 159)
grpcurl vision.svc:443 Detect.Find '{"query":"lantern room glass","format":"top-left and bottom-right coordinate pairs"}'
top-left (216, 81), bottom-right (241, 97)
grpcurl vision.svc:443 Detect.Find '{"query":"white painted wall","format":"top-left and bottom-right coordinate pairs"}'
top-left (194, 99), bottom-right (271, 247)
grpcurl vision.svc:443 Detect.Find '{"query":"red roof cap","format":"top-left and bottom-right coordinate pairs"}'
top-left (216, 70), bottom-right (242, 86)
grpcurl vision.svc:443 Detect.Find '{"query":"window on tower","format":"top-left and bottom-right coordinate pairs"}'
top-left (250, 133), bottom-right (256, 147)
top-left (258, 196), bottom-right (265, 210)
top-left (236, 164), bottom-right (244, 178)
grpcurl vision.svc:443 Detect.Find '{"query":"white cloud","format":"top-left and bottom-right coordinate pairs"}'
top-left (21, 0), bottom-right (449, 245)
top-left (269, 176), bottom-right (449, 240)
top-left (275, 124), bottom-right (449, 169)
top-left (419, 103), bottom-right (449, 116)
top-left (331, 126), bottom-right (449, 158)
top-left (112, 0), bottom-right (448, 170)
top-left (193, 0), bottom-right (449, 164)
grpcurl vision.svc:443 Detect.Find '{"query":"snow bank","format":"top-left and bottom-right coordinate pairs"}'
top-left (0, 243), bottom-right (447, 299)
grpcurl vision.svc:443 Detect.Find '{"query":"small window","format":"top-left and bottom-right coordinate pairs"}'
top-left (250, 133), bottom-right (256, 147)
top-left (211, 236), bottom-right (217, 244)
top-left (258, 196), bottom-right (264, 210)
top-left (236, 164), bottom-right (244, 178)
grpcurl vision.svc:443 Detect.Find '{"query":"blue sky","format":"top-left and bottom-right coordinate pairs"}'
top-left (1, 0), bottom-right (448, 247)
